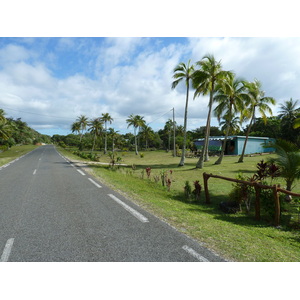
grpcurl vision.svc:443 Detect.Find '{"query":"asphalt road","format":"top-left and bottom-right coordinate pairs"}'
top-left (0, 145), bottom-right (225, 262)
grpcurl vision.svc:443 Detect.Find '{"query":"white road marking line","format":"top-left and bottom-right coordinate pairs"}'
top-left (0, 238), bottom-right (15, 262)
top-left (182, 245), bottom-right (209, 262)
top-left (88, 178), bottom-right (102, 188)
top-left (33, 169), bottom-right (37, 175)
top-left (108, 194), bottom-right (149, 223)
top-left (77, 169), bottom-right (85, 176)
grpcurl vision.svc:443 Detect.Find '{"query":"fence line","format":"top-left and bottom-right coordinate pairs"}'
top-left (203, 172), bottom-right (300, 226)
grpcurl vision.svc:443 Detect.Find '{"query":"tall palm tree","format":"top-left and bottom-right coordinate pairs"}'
top-left (101, 113), bottom-right (114, 154)
top-left (171, 60), bottom-right (194, 166)
top-left (71, 121), bottom-right (81, 136)
top-left (213, 73), bottom-right (248, 165)
top-left (126, 114), bottom-right (146, 155)
top-left (107, 128), bottom-right (119, 152)
top-left (140, 125), bottom-right (154, 150)
top-left (238, 79), bottom-right (276, 163)
top-left (88, 118), bottom-right (103, 152)
top-left (76, 115), bottom-right (88, 143)
top-left (278, 98), bottom-right (299, 144)
top-left (193, 54), bottom-right (230, 169)
top-left (278, 98), bottom-right (299, 120)
top-left (164, 119), bottom-right (174, 152)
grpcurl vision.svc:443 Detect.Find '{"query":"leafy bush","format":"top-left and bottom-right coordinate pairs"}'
top-left (228, 174), bottom-right (254, 213)
top-left (184, 181), bottom-right (192, 200)
top-left (193, 180), bottom-right (202, 202)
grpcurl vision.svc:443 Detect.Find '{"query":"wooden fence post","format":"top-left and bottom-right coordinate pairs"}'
top-left (203, 172), bottom-right (211, 204)
top-left (273, 185), bottom-right (280, 227)
top-left (254, 183), bottom-right (261, 221)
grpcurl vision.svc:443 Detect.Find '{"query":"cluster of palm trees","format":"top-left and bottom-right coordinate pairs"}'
top-left (71, 113), bottom-right (156, 155)
top-left (172, 54), bottom-right (276, 168)
top-left (71, 113), bottom-right (114, 152)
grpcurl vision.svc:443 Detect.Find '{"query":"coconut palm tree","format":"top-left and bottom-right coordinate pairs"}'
top-left (126, 114), bottom-right (146, 155)
top-left (238, 79), bottom-right (276, 163)
top-left (71, 121), bottom-right (81, 136)
top-left (278, 98), bottom-right (300, 144)
top-left (213, 73), bottom-right (249, 165)
top-left (164, 119), bottom-right (174, 152)
top-left (101, 113), bottom-right (114, 154)
top-left (219, 116), bottom-right (241, 136)
top-left (268, 139), bottom-right (300, 193)
top-left (294, 117), bottom-right (300, 129)
top-left (278, 98), bottom-right (299, 120)
top-left (171, 60), bottom-right (194, 166)
top-left (76, 115), bottom-right (88, 143)
top-left (108, 128), bottom-right (119, 152)
top-left (0, 109), bottom-right (6, 122)
top-left (88, 118), bottom-right (103, 152)
top-left (193, 54), bottom-right (230, 169)
top-left (0, 118), bottom-right (12, 141)
top-left (140, 125), bottom-right (154, 150)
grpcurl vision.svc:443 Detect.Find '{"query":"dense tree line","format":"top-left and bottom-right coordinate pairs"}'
top-left (0, 109), bottom-right (51, 150)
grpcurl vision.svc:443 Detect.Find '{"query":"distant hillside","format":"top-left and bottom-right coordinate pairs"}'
top-left (0, 108), bottom-right (51, 150)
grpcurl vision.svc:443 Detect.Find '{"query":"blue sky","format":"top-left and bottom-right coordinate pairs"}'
top-left (1, 36), bottom-right (300, 137)
top-left (1, 1), bottom-right (300, 137)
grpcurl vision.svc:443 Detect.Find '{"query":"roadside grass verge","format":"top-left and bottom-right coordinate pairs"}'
top-left (0, 145), bottom-right (39, 167)
top-left (58, 147), bottom-right (300, 262)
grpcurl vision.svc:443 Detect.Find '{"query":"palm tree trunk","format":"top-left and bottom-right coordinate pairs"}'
top-left (238, 112), bottom-right (255, 163)
top-left (104, 122), bottom-right (107, 154)
top-left (92, 132), bottom-right (96, 152)
top-left (196, 90), bottom-right (214, 168)
top-left (215, 125), bottom-right (230, 165)
top-left (215, 104), bottom-right (232, 165)
top-left (134, 128), bottom-right (138, 155)
top-left (179, 80), bottom-right (189, 166)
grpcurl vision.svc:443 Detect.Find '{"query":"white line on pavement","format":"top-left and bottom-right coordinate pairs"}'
top-left (88, 178), bottom-right (102, 188)
top-left (182, 245), bottom-right (209, 262)
top-left (33, 169), bottom-right (37, 175)
top-left (0, 238), bottom-right (15, 262)
top-left (108, 194), bottom-right (149, 223)
top-left (77, 169), bottom-right (85, 176)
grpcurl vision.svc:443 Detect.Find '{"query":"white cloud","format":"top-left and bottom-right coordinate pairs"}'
top-left (0, 44), bottom-right (32, 64)
top-left (1, 37), bottom-right (300, 136)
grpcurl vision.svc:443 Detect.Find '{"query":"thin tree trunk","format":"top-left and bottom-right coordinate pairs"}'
top-left (215, 104), bottom-right (232, 165)
top-left (134, 128), bottom-right (138, 155)
top-left (104, 122), bottom-right (107, 154)
top-left (179, 80), bottom-right (189, 166)
top-left (215, 125), bottom-right (230, 165)
top-left (196, 90), bottom-right (214, 168)
top-left (92, 132), bottom-right (96, 152)
top-left (238, 111), bottom-right (255, 163)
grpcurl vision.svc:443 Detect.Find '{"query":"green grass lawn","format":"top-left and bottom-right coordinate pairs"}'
top-left (0, 145), bottom-right (39, 166)
top-left (59, 148), bottom-right (300, 261)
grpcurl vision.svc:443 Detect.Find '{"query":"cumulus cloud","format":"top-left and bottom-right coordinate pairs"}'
top-left (1, 37), bottom-right (300, 136)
